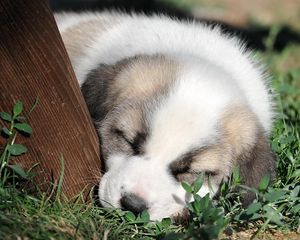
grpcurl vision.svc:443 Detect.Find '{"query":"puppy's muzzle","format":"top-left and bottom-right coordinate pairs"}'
top-left (120, 193), bottom-right (148, 215)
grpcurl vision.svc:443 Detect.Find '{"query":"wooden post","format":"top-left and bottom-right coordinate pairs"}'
top-left (0, 0), bottom-right (101, 198)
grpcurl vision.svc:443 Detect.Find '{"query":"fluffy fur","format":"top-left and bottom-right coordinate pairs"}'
top-left (55, 12), bottom-right (276, 221)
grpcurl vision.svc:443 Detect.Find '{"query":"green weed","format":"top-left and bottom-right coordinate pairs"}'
top-left (0, 101), bottom-right (33, 187)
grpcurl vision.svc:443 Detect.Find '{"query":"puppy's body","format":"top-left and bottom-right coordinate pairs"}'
top-left (55, 12), bottom-right (276, 220)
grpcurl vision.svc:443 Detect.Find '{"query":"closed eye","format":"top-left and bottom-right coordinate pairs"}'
top-left (171, 165), bottom-right (190, 176)
top-left (112, 128), bottom-right (145, 155)
top-left (173, 170), bottom-right (219, 183)
top-left (113, 128), bottom-right (134, 145)
top-left (113, 128), bottom-right (130, 141)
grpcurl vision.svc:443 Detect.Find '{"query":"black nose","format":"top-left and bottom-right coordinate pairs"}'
top-left (120, 193), bottom-right (147, 215)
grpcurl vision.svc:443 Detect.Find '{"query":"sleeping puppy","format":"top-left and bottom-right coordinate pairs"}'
top-left (55, 12), bottom-right (276, 221)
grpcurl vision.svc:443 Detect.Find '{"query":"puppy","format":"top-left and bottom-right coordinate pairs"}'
top-left (55, 12), bottom-right (276, 221)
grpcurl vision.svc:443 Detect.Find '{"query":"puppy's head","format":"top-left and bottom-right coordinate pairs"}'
top-left (82, 55), bottom-right (276, 220)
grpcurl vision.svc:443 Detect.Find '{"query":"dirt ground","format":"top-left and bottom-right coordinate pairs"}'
top-left (185, 0), bottom-right (300, 30)
top-left (221, 228), bottom-right (300, 240)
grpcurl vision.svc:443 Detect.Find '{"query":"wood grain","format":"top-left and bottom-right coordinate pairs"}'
top-left (0, 0), bottom-right (101, 198)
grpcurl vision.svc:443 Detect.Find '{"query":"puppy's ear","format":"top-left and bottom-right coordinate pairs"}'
top-left (237, 129), bottom-right (276, 205)
top-left (81, 58), bottom-right (132, 122)
top-left (81, 64), bottom-right (119, 122)
top-left (81, 56), bottom-right (144, 122)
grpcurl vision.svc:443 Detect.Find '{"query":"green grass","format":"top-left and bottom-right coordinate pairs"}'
top-left (1, 33), bottom-right (300, 240)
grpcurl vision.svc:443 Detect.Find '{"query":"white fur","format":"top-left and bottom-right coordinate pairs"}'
top-left (55, 12), bottom-right (274, 221)
top-left (99, 60), bottom-right (242, 220)
top-left (56, 12), bottom-right (273, 133)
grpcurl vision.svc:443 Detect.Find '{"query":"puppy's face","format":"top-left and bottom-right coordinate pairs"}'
top-left (82, 55), bottom-right (276, 220)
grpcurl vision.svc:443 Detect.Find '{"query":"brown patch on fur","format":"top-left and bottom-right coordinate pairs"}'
top-left (108, 55), bottom-right (179, 105)
top-left (221, 105), bottom-right (258, 158)
top-left (176, 105), bottom-right (276, 204)
top-left (220, 105), bottom-right (276, 204)
top-left (60, 19), bottom-right (116, 62)
top-left (82, 54), bottom-right (179, 122)
top-left (170, 107), bottom-right (257, 181)
top-left (189, 106), bottom-right (260, 179)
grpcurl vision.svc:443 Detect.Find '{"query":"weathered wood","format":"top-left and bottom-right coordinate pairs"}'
top-left (0, 0), bottom-right (101, 198)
